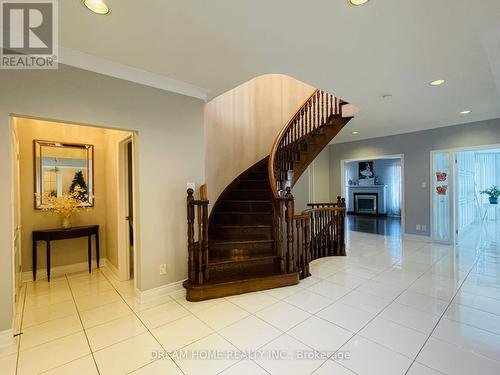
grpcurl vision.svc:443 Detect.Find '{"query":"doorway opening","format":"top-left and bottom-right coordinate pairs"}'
top-left (431, 144), bottom-right (500, 247)
top-left (11, 115), bottom-right (138, 292)
top-left (341, 155), bottom-right (404, 238)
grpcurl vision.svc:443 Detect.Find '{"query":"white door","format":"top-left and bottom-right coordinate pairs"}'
top-left (431, 151), bottom-right (455, 243)
top-left (12, 128), bottom-right (22, 301)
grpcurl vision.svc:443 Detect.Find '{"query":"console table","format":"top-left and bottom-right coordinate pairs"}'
top-left (32, 225), bottom-right (100, 281)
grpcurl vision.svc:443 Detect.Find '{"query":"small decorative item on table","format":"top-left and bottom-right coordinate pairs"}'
top-left (36, 185), bottom-right (90, 228)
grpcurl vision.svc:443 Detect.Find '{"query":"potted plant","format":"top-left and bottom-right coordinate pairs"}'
top-left (37, 185), bottom-right (90, 228)
top-left (480, 185), bottom-right (500, 204)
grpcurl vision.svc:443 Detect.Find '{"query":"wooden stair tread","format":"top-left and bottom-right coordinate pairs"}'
top-left (222, 199), bottom-right (272, 203)
top-left (209, 254), bottom-right (278, 265)
top-left (214, 211), bottom-right (271, 215)
top-left (210, 239), bottom-right (273, 245)
top-left (210, 224), bottom-right (271, 228)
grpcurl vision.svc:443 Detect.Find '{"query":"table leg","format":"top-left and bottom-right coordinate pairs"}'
top-left (46, 241), bottom-right (51, 282)
top-left (32, 240), bottom-right (37, 281)
top-left (96, 231), bottom-right (100, 268)
top-left (88, 235), bottom-right (92, 274)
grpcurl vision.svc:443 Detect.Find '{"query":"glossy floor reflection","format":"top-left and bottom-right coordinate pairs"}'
top-left (4, 230), bottom-right (500, 374)
top-left (347, 215), bottom-right (402, 237)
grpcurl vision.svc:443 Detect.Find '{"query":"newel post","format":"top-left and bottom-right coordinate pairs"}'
top-left (285, 187), bottom-right (295, 273)
top-left (339, 198), bottom-right (346, 256)
top-left (187, 188), bottom-right (196, 283)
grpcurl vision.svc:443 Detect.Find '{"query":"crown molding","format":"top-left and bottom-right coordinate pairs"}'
top-left (59, 47), bottom-right (210, 101)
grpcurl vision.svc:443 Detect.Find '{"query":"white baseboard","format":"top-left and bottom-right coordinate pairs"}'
top-left (0, 329), bottom-right (14, 347)
top-left (136, 279), bottom-right (185, 304)
top-left (404, 234), bottom-right (432, 243)
top-left (22, 258), bottom-right (108, 282)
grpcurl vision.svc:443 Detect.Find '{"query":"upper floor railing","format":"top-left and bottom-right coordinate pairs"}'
top-left (268, 89), bottom-right (346, 197)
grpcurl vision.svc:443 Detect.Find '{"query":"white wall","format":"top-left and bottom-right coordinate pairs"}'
top-left (0, 65), bottom-right (205, 331)
top-left (204, 74), bottom-right (315, 205)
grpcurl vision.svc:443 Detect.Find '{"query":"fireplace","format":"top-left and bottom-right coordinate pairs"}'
top-left (354, 193), bottom-right (378, 215)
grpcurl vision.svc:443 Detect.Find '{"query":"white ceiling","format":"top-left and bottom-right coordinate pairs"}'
top-left (59, 0), bottom-right (500, 143)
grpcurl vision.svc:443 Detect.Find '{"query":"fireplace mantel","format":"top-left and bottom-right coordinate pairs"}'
top-left (346, 185), bottom-right (387, 214)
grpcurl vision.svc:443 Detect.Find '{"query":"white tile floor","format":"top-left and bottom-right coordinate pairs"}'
top-left (3, 229), bottom-right (500, 374)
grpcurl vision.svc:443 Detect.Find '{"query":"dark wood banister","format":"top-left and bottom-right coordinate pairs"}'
top-left (268, 89), bottom-right (346, 198)
top-left (268, 89), bottom-right (320, 198)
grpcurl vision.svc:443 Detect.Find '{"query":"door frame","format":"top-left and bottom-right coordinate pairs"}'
top-left (10, 118), bottom-right (22, 315)
top-left (10, 114), bottom-right (140, 289)
top-left (429, 143), bottom-right (500, 244)
top-left (340, 153), bottom-right (405, 234)
top-left (117, 135), bottom-right (137, 282)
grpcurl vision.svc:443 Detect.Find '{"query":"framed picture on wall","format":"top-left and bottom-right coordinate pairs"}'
top-left (358, 161), bottom-right (374, 179)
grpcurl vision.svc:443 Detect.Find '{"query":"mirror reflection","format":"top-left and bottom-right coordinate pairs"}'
top-left (34, 140), bottom-right (94, 209)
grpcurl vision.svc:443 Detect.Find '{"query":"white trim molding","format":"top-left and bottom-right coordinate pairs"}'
top-left (22, 259), bottom-right (108, 282)
top-left (136, 280), bottom-right (185, 304)
top-left (59, 47), bottom-right (210, 101)
top-left (0, 329), bottom-right (14, 347)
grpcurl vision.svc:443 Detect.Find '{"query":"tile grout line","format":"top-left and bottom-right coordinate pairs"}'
top-left (14, 283), bottom-right (28, 375)
top-left (403, 247), bottom-right (482, 374)
top-left (307, 240), bottom-right (447, 374)
top-left (65, 274), bottom-right (101, 375)
top-left (99, 270), bottom-right (188, 375)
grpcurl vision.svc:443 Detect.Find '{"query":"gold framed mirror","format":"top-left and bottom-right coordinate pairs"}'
top-left (34, 140), bottom-right (94, 209)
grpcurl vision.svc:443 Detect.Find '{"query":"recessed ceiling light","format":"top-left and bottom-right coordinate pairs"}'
top-left (460, 110), bottom-right (472, 114)
top-left (430, 79), bottom-right (445, 86)
top-left (83, 0), bottom-right (110, 15)
top-left (348, 0), bottom-right (370, 5)
top-left (352, 131), bottom-right (360, 135)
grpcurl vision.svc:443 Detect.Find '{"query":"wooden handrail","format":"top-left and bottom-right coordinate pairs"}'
top-left (268, 89), bottom-right (320, 198)
top-left (268, 89), bottom-right (346, 198)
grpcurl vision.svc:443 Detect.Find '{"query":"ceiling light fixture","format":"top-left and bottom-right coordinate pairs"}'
top-left (460, 110), bottom-right (472, 114)
top-left (348, 0), bottom-right (370, 6)
top-left (430, 79), bottom-right (445, 86)
top-left (83, 0), bottom-right (110, 15)
top-left (352, 131), bottom-right (360, 135)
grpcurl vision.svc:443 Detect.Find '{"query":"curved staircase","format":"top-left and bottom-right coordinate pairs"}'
top-left (184, 89), bottom-right (355, 301)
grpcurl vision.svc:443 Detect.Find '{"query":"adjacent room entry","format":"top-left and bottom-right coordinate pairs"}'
top-left (342, 155), bottom-right (403, 237)
top-left (11, 116), bottom-right (138, 289)
top-left (431, 145), bottom-right (500, 247)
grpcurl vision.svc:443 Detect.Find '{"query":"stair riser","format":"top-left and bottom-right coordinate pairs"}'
top-left (219, 201), bottom-right (272, 212)
top-left (228, 190), bottom-right (272, 200)
top-left (208, 258), bottom-right (278, 279)
top-left (247, 172), bottom-right (268, 180)
top-left (238, 180), bottom-right (269, 189)
top-left (183, 272), bottom-right (299, 302)
top-left (209, 243), bottom-right (273, 256)
top-left (209, 227), bottom-right (272, 241)
top-left (212, 213), bottom-right (272, 225)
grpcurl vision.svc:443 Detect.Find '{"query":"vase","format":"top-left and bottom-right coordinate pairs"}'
top-left (490, 197), bottom-right (498, 205)
top-left (61, 216), bottom-right (72, 229)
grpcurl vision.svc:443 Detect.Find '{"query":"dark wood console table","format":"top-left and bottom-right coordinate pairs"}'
top-left (32, 225), bottom-right (100, 281)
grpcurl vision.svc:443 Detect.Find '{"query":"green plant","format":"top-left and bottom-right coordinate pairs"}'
top-left (480, 186), bottom-right (500, 198)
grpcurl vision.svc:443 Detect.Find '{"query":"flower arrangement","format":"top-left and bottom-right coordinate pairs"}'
top-left (480, 185), bottom-right (500, 204)
top-left (37, 185), bottom-right (90, 228)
